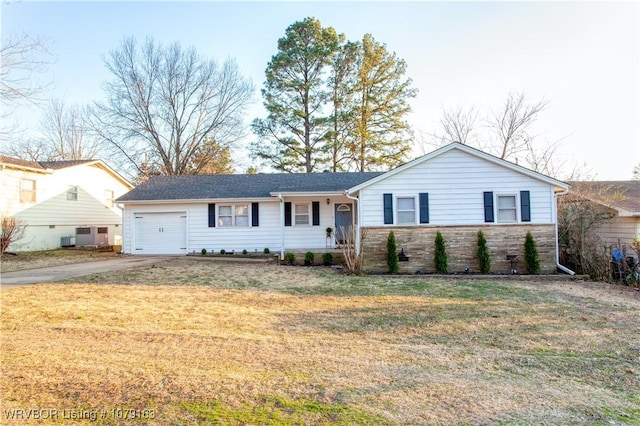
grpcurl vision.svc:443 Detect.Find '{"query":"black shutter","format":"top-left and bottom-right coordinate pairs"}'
top-left (419, 193), bottom-right (429, 224)
top-left (208, 203), bottom-right (216, 227)
top-left (383, 193), bottom-right (393, 224)
top-left (252, 202), bottom-right (259, 227)
top-left (520, 190), bottom-right (531, 222)
top-left (284, 202), bottom-right (292, 226)
top-left (483, 192), bottom-right (494, 223)
top-left (312, 201), bottom-right (320, 226)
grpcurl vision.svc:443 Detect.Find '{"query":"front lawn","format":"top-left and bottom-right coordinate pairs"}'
top-left (1, 259), bottom-right (638, 425)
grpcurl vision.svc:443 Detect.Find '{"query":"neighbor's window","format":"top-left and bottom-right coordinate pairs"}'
top-left (105, 190), bottom-right (115, 207)
top-left (67, 186), bottom-right (78, 201)
top-left (20, 178), bottom-right (36, 203)
top-left (218, 205), bottom-right (249, 227)
top-left (396, 197), bottom-right (416, 224)
top-left (497, 195), bottom-right (517, 223)
top-left (294, 203), bottom-right (309, 225)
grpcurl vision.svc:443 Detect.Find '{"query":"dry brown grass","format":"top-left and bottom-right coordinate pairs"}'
top-left (1, 258), bottom-right (639, 425)
top-left (0, 249), bottom-right (119, 273)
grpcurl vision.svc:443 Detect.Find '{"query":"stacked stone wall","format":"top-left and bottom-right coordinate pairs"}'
top-left (362, 224), bottom-right (557, 274)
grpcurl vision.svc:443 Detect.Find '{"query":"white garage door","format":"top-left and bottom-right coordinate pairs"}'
top-left (134, 212), bottom-right (187, 254)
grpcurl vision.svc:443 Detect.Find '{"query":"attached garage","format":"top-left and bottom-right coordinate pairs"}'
top-left (134, 212), bottom-right (187, 254)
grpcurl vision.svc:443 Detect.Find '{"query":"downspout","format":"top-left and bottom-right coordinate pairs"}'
top-left (344, 191), bottom-right (361, 254)
top-left (278, 194), bottom-right (285, 260)
top-left (555, 188), bottom-right (575, 275)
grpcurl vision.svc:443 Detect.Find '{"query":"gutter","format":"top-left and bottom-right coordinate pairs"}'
top-left (554, 188), bottom-right (576, 275)
top-left (278, 194), bottom-right (285, 260)
top-left (344, 191), bottom-right (361, 254)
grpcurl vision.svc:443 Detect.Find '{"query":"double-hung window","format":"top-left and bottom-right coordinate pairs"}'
top-left (67, 186), bottom-right (78, 201)
top-left (497, 195), bottom-right (517, 223)
top-left (294, 203), bottom-right (310, 225)
top-left (218, 204), bottom-right (250, 227)
top-left (396, 197), bottom-right (416, 224)
top-left (20, 179), bottom-right (36, 203)
top-left (105, 190), bottom-right (115, 207)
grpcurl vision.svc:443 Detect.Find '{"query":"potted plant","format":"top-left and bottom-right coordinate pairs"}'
top-left (322, 252), bottom-right (333, 266)
top-left (201, 248), bottom-right (207, 256)
top-left (304, 251), bottom-right (314, 266)
top-left (326, 227), bottom-right (333, 238)
top-left (284, 252), bottom-right (295, 266)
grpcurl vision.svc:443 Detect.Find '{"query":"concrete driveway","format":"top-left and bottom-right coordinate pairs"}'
top-left (0, 256), bottom-right (173, 289)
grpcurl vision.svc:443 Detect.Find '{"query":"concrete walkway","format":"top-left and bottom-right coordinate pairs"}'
top-left (0, 256), bottom-right (173, 289)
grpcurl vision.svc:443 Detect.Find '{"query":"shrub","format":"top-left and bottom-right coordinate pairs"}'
top-left (219, 249), bottom-right (226, 255)
top-left (242, 249), bottom-right (248, 255)
top-left (263, 247), bottom-right (270, 254)
top-left (524, 232), bottom-right (540, 274)
top-left (284, 252), bottom-right (295, 265)
top-left (434, 231), bottom-right (448, 274)
top-left (476, 230), bottom-right (491, 273)
top-left (386, 231), bottom-right (398, 274)
top-left (322, 252), bottom-right (333, 266)
top-left (304, 251), bottom-right (314, 265)
top-left (201, 248), bottom-right (207, 256)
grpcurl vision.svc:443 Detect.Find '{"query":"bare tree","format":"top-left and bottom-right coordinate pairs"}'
top-left (38, 100), bottom-right (101, 160)
top-left (487, 91), bottom-right (549, 161)
top-left (0, 32), bottom-right (51, 141)
top-left (438, 105), bottom-right (479, 145)
top-left (1, 216), bottom-right (27, 254)
top-left (90, 37), bottom-right (254, 177)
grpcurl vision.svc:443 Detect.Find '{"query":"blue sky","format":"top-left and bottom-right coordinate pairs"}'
top-left (2, 1), bottom-right (639, 179)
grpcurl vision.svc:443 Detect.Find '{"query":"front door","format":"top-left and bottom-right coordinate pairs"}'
top-left (334, 203), bottom-right (353, 244)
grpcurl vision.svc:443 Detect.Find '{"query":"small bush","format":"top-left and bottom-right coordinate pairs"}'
top-left (322, 252), bottom-right (333, 266)
top-left (263, 247), bottom-right (270, 254)
top-left (434, 231), bottom-right (448, 274)
top-left (386, 231), bottom-right (398, 274)
top-left (476, 230), bottom-right (491, 273)
top-left (284, 252), bottom-right (295, 265)
top-left (201, 248), bottom-right (207, 256)
top-left (524, 232), bottom-right (540, 274)
top-left (242, 249), bottom-right (248, 255)
top-left (304, 251), bottom-right (314, 265)
top-left (220, 249), bottom-right (226, 255)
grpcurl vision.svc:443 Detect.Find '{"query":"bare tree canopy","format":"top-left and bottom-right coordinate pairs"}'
top-left (1, 32), bottom-right (52, 142)
top-left (0, 32), bottom-right (51, 106)
top-left (90, 37), bottom-right (254, 177)
top-left (488, 91), bottom-right (549, 161)
top-left (438, 105), bottom-right (478, 145)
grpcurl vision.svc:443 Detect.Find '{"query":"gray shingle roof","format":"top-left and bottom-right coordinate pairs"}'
top-left (568, 181), bottom-right (640, 214)
top-left (117, 172), bottom-right (384, 202)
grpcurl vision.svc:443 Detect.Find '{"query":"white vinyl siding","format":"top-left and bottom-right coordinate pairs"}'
top-left (359, 148), bottom-right (555, 226)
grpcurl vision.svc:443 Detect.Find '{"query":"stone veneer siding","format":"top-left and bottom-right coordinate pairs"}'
top-left (361, 224), bottom-right (557, 274)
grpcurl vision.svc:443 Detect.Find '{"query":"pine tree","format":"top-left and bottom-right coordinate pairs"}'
top-left (524, 232), bottom-right (541, 274)
top-left (434, 231), bottom-right (448, 274)
top-left (476, 230), bottom-right (491, 274)
top-left (386, 231), bottom-right (398, 274)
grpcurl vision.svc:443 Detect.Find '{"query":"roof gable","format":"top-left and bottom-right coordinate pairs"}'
top-left (117, 172), bottom-right (383, 202)
top-left (347, 142), bottom-right (569, 193)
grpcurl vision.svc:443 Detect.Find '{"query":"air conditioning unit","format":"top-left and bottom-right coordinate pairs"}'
top-left (75, 227), bottom-right (109, 246)
top-left (61, 236), bottom-right (76, 247)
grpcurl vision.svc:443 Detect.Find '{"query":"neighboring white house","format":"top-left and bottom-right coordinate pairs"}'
top-left (117, 143), bottom-right (570, 273)
top-left (0, 156), bottom-right (133, 252)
